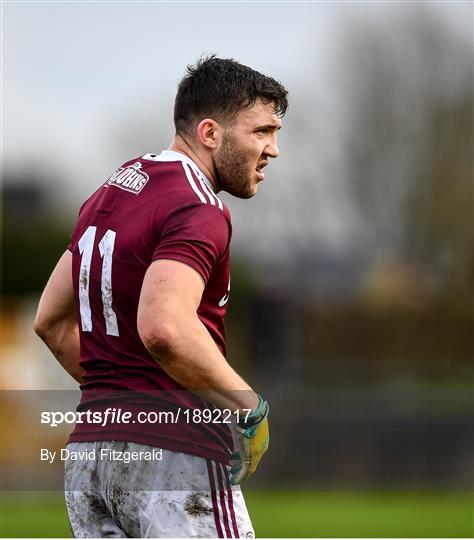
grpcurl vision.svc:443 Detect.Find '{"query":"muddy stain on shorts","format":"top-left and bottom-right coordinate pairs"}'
top-left (184, 492), bottom-right (213, 517)
top-left (83, 491), bottom-right (105, 514)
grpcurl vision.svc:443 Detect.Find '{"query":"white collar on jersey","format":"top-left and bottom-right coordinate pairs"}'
top-left (142, 150), bottom-right (215, 193)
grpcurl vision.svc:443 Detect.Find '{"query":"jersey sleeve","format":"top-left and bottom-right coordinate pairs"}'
top-left (152, 204), bottom-right (231, 284)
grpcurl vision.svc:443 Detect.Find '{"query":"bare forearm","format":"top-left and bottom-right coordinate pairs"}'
top-left (33, 251), bottom-right (82, 382)
top-left (145, 317), bottom-right (259, 412)
top-left (138, 260), bottom-right (259, 411)
top-left (37, 322), bottom-right (83, 384)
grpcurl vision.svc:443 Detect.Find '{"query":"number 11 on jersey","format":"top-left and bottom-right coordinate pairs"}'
top-left (78, 226), bottom-right (119, 336)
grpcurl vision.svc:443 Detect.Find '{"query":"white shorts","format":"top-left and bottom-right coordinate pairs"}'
top-left (64, 441), bottom-right (255, 538)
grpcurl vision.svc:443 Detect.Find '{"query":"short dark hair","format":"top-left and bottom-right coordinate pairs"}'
top-left (174, 55), bottom-right (288, 136)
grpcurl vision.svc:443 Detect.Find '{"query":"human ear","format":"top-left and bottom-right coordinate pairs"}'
top-left (196, 119), bottom-right (221, 150)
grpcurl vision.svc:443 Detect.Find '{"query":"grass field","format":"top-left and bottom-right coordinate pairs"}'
top-left (1, 490), bottom-right (473, 537)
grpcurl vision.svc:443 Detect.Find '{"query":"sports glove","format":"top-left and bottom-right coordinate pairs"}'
top-left (229, 394), bottom-right (269, 485)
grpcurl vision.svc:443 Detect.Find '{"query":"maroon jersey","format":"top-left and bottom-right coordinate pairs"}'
top-left (68, 151), bottom-right (233, 463)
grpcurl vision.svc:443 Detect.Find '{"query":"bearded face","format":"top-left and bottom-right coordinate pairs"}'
top-left (214, 130), bottom-right (257, 199)
top-left (209, 100), bottom-right (281, 198)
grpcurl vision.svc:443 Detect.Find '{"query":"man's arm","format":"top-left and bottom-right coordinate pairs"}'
top-left (137, 259), bottom-right (259, 413)
top-left (33, 250), bottom-right (83, 384)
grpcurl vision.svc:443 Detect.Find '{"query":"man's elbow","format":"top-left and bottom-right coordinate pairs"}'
top-left (138, 322), bottom-right (183, 364)
top-left (33, 311), bottom-right (61, 341)
top-left (33, 313), bottom-right (51, 340)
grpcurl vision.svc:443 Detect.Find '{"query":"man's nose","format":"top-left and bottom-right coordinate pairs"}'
top-left (266, 136), bottom-right (280, 158)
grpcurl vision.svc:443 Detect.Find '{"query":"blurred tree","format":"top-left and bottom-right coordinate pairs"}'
top-left (336, 7), bottom-right (473, 305)
top-left (2, 182), bottom-right (72, 296)
top-left (407, 94), bottom-right (473, 302)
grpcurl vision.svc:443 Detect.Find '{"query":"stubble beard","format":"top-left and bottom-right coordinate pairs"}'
top-left (214, 131), bottom-right (256, 199)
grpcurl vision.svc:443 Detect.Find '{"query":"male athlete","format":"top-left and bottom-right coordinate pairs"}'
top-left (34, 56), bottom-right (288, 538)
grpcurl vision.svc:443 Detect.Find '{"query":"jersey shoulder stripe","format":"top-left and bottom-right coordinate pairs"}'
top-left (188, 163), bottom-right (224, 210)
top-left (142, 151), bottom-right (224, 210)
top-left (182, 161), bottom-right (207, 204)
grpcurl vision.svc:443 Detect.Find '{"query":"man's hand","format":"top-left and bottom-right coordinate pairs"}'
top-left (230, 395), bottom-right (269, 485)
